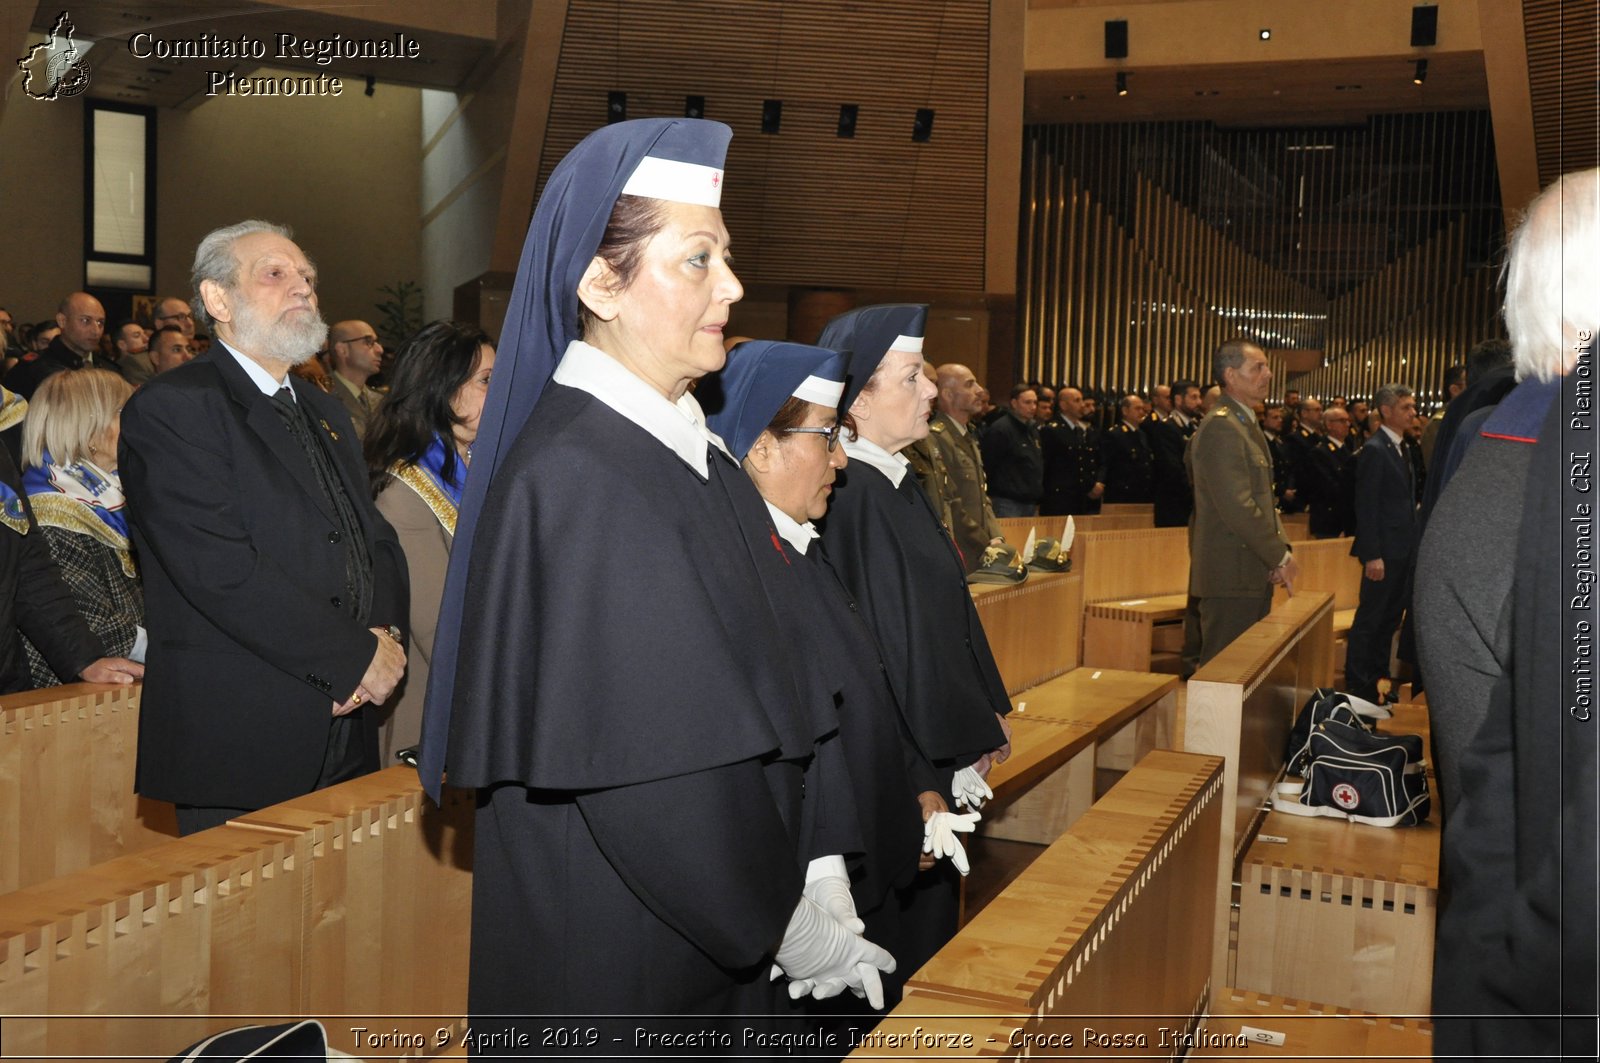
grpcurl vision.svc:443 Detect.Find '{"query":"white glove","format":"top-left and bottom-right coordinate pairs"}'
top-left (774, 896), bottom-right (896, 1009)
top-left (923, 810), bottom-right (980, 875)
top-left (952, 765), bottom-right (994, 810)
top-left (803, 855), bottom-right (864, 934)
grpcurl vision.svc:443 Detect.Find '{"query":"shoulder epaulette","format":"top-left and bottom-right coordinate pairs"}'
top-left (929, 420), bottom-right (945, 433)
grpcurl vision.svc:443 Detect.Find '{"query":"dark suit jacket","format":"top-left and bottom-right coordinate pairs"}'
top-left (1351, 429), bottom-right (1418, 564)
top-left (119, 346), bottom-right (408, 808)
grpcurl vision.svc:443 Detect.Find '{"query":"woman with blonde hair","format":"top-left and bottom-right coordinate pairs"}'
top-left (18, 368), bottom-right (143, 687)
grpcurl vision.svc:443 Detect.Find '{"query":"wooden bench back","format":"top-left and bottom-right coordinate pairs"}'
top-left (1276, 536), bottom-right (1361, 611)
top-left (1069, 527), bottom-right (1190, 603)
top-left (1184, 591), bottom-right (1335, 989)
top-left (0, 683), bottom-right (175, 892)
top-left (0, 767), bottom-right (472, 1058)
top-left (971, 571), bottom-right (1082, 694)
top-left (996, 512), bottom-right (1151, 546)
top-left (851, 751), bottom-right (1224, 1057)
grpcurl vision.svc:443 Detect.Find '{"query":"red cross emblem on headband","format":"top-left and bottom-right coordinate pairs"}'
top-left (711, 172), bottom-right (721, 187)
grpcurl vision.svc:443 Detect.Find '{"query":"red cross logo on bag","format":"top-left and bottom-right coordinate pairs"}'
top-left (1332, 782), bottom-right (1360, 810)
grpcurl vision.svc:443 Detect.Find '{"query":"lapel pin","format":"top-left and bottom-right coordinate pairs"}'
top-left (320, 419), bottom-right (340, 442)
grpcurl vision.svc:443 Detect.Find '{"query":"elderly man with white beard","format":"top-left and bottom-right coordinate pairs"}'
top-left (119, 220), bottom-right (409, 835)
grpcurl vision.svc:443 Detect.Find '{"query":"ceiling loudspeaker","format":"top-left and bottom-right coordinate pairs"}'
top-left (1411, 5), bottom-right (1438, 48)
top-left (606, 91), bottom-right (626, 124)
top-left (761, 99), bottom-right (782, 135)
top-left (1105, 19), bottom-right (1128, 60)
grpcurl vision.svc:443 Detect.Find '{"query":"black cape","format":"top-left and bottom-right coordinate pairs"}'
top-left (820, 460), bottom-right (1008, 768)
top-left (452, 383), bottom-right (837, 1027)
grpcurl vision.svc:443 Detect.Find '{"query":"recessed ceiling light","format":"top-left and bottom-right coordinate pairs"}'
top-left (1259, 29), bottom-right (1272, 40)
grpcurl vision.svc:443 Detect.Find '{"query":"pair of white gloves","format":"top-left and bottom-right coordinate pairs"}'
top-left (923, 763), bottom-right (992, 874)
top-left (773, 856), bottom-right (895, 1008)
top-left (773, 762), bottom-right (996, 1007)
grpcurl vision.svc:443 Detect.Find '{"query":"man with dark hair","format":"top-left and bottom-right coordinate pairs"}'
top-left (1099, 393), bottom-right (1153, 504)
top-left (147, 325), bottom-right (195, 376)
top-left (1149, 378), bottom-right (1200, 527)
top-left (1420, 364), bottom-right (1466, 466)
top-left (1184, 339), bottom-right (1296, 666)
top-left (1343, 382), bottom-right (1418, 703)
top-left (1040, 385), bottom-right (1102, 515)
top-left (112, 320), bottom-right (154, 385)
top-left (121, 220), bottom-right (409, 835)
top-left (1033, 383), bottom-right (1056, 426)
top-left (1259, 401), bottom-right (1299, 513)
top-left (1347, 397), bottom-right (1371, 447)
top-left (980, 383), bottom-right (1044, 517)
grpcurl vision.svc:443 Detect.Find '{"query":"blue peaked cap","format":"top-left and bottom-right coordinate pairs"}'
top-left (816, 303), bottom-right (929, 413)
top-left (418, 118), bottom-right (733, 800)
top-left (704, 341), bottom-right (847, 462)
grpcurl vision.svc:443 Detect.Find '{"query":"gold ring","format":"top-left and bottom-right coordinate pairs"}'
top-left (351, 693), bottom-right (364, 705)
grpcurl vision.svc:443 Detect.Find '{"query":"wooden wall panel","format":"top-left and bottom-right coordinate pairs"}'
top-left (1523, 0), bottom-right (1600, 190)
top-left (539, 0), bottom-right (992, 293)
top-left (1020, 114), bottom-right (1505, 405)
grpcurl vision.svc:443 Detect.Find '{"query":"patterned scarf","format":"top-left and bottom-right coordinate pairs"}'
top-left (22, 452), bottom-right (130, 543)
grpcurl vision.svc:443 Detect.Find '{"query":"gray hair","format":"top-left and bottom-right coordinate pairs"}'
top-left (1504, 168), bottom-right (1600, 382)
top-left (190, 219), bottom-right (294, 329)
top-left (1211, 337), bottom-right (1260, 388)
top-left (1373, 382), bottom-right (1414, 410)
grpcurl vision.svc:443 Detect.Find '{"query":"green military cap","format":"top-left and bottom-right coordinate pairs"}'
top-left (968, 542), bottom-right (1029, 585)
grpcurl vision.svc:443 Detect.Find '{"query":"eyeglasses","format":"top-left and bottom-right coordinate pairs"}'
top-left (339, 334), bottom-right (380, 347)
top-left (782, 423), bottom-right (842, 451)
top-left (155, 310), bottom-right (194, 322)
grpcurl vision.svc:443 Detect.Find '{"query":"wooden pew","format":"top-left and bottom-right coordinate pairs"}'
top-left (847, 751), bottom-right (1225, 1059)
top-left (1233, 702), bottom-right (1440, 1015)
top-left (1280, 511), bottom-right (1311, 541)
top-left (969, 571), bottom-right (1081, 694)
top-left (1183, 591), bottom-right (1335, 989)
top-left (1276, 536), bottom-right (1362, 675)
top-left (1071, 527), bottom-right (1190, 671)
top-left (0, 683), bottom-right (176, 893)
top-left (995, 512), bottom-right (1150, 544)
top-left (0, 766), bottom-right (472, 1060)
top-left (981, 668), bottom-right (1178, 844)
top-left (1195, 988), bottom-right (1433, 1060)
top-left (1099, 502), bottom-right (1155, 521)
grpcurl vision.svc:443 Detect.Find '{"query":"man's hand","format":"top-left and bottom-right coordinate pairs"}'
top-left (992, 712), bottom-right (1013, 766)
top-left (80, 657), bottom-right (144, 684)
top-left (1089, 482), bottom-right (1105, 500)
top-left (1278, 555), bottom-right (1300, 595)
top-left (917, 791), bottom-right (948, 870)
top-left (1364, 559), bottom-right (1385, 582)
top-left (343, 628), bottom-right (406, 708)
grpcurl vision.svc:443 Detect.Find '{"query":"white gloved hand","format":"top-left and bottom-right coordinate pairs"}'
top-left (803, 855), bottom-right (864, 934)
top-left (923, 810), bottom-right (980, 875)
top-left (774, 896), bottom-right (896, 1010)
top-left (952, 765), bottom-right (994, 810)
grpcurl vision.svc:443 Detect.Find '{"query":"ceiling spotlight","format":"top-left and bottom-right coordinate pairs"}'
top-left (1259, 28), bottom-right (1272, 40)
top-left (1116, 71), bottom-right (1128, 97)
top-left (1413, 59), bottom-right (1428, 84)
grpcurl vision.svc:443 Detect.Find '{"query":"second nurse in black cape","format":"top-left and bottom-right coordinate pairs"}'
top-left (416, 119), bottom-right (891, 1045)
top-left (706, 339), bottom-right (952, 1010)
top-left (817, 304), bottom-right (1013, 992)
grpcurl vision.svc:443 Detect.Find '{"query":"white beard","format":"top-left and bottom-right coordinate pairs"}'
top-left (227, 295), bottom-right (328, 366)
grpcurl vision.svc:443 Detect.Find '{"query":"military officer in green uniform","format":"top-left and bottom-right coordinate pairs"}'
top-left (930, 362), bottom-right (1004, 573)
top-left (902, 362), bottom-right (956, 534)
top-left (1184, 339), bottom-right (1299, 667)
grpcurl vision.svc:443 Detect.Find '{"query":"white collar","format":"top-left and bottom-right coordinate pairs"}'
top-left (221, 338), bottom-right (292, 398)
top-left (1379, 424), bottom-right (1404, 446)
top-left (764, 500), bottom-right (817, 555)
top-left (842, 434), bottom-right (909, 487)
top-left (552, 340), bottom-right (730, 477)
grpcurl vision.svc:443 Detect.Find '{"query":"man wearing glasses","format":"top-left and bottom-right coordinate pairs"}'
top-left (6, 291), bottom-right (108, 399)
top-left (326, 320), bottom-right (385, 438)
top-left (151, 296), bottom-right (197, 340)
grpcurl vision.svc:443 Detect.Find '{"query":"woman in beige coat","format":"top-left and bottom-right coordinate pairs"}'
top-left (364, 321), bottom-right (495, 762)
